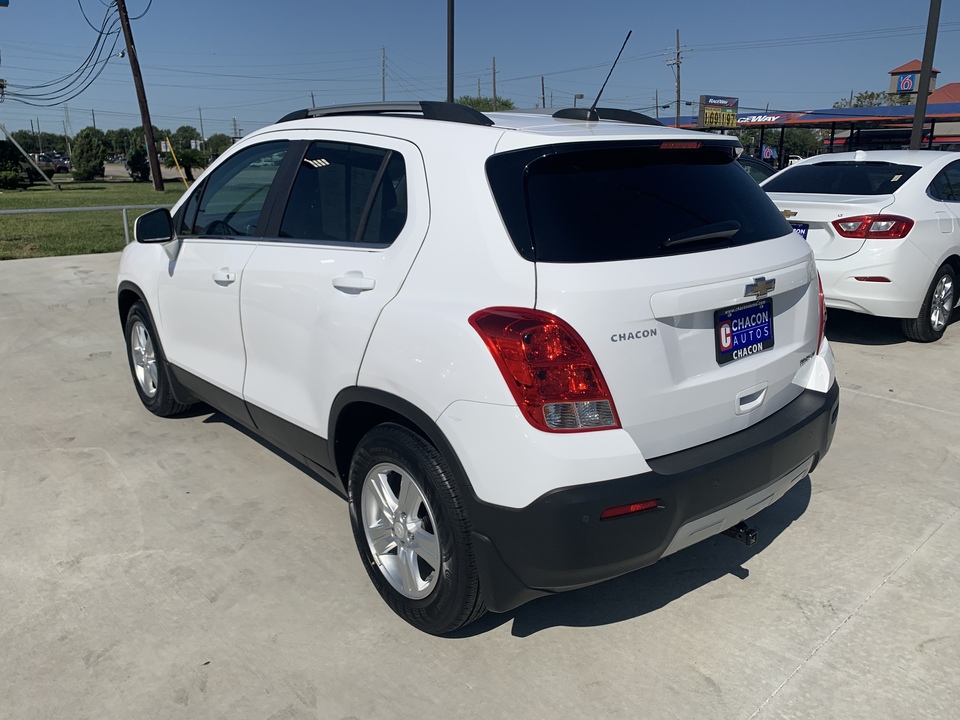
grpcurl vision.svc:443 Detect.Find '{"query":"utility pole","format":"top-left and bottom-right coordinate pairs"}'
top-left (910, 0), bottom-right (942, 150)
top-left (310, 91), bottom-right (316, 108)
top-left (116, 0), bottom-right (163, 191)
top-left (382, 47), bottom-right (386, 102)
top-left (492, 56), bottom-right (497, 111)
top-left (91, 109), bottom-right (96, 130)
top-left (666, 29), bottom-right (682, 128)
top-left (446, 0), bottom-right (454, 103)
top-left (198, 107), bottom-right (205, 151)
top-left (477, 78), bottom-right (481, 99)
top-left (541, 76), bottom-right (545, 109)
top-left (655, 89), bottom-right (659, 119)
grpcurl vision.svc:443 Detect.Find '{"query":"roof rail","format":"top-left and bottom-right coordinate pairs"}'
top-left (552, 107), bottom-right (662, 126)
top-left (277, 101), bottom-right (494, 127)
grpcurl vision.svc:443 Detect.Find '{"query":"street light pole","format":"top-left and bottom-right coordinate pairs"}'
top-left (446, 0), bottom-right (454, 103)
top-left (909, 0), bottom-right (942, 150)
top-left (116, 0), bottom-right (164, 191)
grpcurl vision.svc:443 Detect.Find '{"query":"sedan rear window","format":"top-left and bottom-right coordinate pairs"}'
top-left (762, 161), bottom-right (921, 195)
top-left (487, 143), bottom-right (793, 263)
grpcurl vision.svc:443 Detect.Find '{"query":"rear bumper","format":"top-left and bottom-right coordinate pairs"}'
top-left (818, 241), bottom-right (935, 318)
top-left (468, 380), bottom-right (840, 612)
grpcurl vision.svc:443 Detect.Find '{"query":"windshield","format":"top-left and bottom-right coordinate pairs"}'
top-left (762, 161), bottom-right (921, 195)
top-left (487, 143), bottom-right (793, 263)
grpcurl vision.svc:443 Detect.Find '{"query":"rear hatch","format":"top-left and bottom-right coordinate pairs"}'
top-left (487, 140), bottom-right (823, 459)
top-left (762, 159), bottom-right (921, 260)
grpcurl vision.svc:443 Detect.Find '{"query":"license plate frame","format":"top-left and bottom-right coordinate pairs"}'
top-left (715, 297), bottom-right (775, 366)
top-left (790, 223), bottom-right (809, 240)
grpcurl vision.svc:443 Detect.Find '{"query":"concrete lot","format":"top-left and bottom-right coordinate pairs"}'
top-left (1, 252), bottom-right (958, 720)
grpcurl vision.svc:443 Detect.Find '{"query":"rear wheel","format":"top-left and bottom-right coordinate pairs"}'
top-left (348, 423), bottom-right (486, 634)
top-left (901, 265), bottom-right (955, 343)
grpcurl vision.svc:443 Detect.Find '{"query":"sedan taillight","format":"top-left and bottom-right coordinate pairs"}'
top-left (831, 215), bottom-right (913, 239)
top-left (469, 307), bottom-right (620, 432)
top-left (817, 272), bottom-right (826, 353)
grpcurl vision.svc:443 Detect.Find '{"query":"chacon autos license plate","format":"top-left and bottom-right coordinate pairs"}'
top-left (715, 297), bottom-right (774, 365)
top-left (790, 223), bottom-right (809, 240)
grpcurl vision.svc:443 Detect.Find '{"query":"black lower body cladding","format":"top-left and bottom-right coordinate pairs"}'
top-left (468, 381), bottom-right (840, 613)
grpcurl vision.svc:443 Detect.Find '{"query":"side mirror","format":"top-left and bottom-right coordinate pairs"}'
top-left (135, 207), bottom-right (174, 243)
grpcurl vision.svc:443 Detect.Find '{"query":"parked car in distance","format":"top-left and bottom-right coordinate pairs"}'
top-left (737, 155), bottom-right (778, 183)
top-left (762, 150), bottom-right (960, 342)
top-left (119, 102), bottom-right (839, 634)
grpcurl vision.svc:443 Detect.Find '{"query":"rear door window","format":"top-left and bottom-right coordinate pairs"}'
top-left (487, 142), bottom-right (793, 263)
top-left (277, 141), bottom-right (407, 246)
top-left (763, 161), bottom-right (921, 195)
top-left (929, 161), bottom-right (960, 203)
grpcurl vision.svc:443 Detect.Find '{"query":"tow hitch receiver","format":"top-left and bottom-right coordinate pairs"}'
top-left (722, 521), bottom-right (758, 547)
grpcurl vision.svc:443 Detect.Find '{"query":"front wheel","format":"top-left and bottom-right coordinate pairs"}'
top-left (901, 265), bottom-right (956, 343)
top-left (123, 301), bottom-right (191, 416)
top-left (348, 423), bottom-right (486, 634)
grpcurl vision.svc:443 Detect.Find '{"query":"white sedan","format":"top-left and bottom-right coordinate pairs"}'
top-left (762, 150), bottom-right (960, 342)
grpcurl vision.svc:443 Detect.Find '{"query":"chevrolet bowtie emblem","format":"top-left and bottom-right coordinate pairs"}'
top-left (745, 277), bottom-right (776, 298)
top-left (781, 209), bottom-right (798, 219)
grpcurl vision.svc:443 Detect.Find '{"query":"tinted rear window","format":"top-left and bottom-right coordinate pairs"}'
top-left (487, 143), bottom-right (792, 263)
top-left (762, 161), bottom-right (921, 195)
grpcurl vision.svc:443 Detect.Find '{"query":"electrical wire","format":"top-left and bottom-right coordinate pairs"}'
top-left (5, 1), bottom-right (122, 107)
top-left (3, 0), bottom-right (154, 107)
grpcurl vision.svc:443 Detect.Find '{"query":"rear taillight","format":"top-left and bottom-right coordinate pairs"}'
top-left (817, 272), bottom-right (827, 353)
top-left (469, 307), bottom-right (620, 432)
top-left (831, 215), bottom-right (913, 239)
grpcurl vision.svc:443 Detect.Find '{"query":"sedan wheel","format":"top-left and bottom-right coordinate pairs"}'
top-left (928, 271), bottom-right (954, 333)
top-left (902, 265), bottom-right (956, 343)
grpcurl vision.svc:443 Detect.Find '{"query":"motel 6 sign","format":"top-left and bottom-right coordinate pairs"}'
top-left (898, 74), bottom-right (917, 93)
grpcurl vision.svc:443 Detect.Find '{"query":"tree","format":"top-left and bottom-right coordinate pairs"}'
top-left (127, 147), bottom-right (150, 182)
top-left (170, 125), bottom-right (201, 152)
top-left (105, 128), bottom-right (134, 157)
top-left (9, 130), bottom-right (66, 155)
top-left (164, 148), bottom-right (207, 182)
top-left (455, 95), bottom-right (516, 112)
top-left (0, 141), bottom-right (23, 189)
top-left (206, 133), bottom-right (233, 157)
top-left (834, 91), bottom-right (910, 108)
top-left (71, 127), bottom-right (106, 180)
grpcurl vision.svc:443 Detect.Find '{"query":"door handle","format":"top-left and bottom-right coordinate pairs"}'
top-left (212, 268), bottom-right (237, 285)
top-left (333, 271), bottom-right (376, 294)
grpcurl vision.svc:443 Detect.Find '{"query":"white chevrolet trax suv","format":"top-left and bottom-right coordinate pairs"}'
top-left (118, 102), bottom-right (839, 634)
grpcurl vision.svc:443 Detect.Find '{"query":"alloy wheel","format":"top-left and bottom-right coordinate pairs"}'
top-left (360, 462), bottom-right (442, 600)
top-left (130, 320), bottom-right (159, 398)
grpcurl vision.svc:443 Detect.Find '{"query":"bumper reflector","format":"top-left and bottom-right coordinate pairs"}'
top-left (600, 499), bottom-right (659, 521)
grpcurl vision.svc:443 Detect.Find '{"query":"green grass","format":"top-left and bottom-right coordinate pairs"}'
top-left (0, 181), bottom-right (186, 260)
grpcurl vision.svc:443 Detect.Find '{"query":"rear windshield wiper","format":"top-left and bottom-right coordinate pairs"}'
top-left (662, 220), bottom-right (742, 248)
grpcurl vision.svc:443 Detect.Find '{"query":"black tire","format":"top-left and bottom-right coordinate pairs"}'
top-left (348, 423), bottom-right (486, 635)
top-left (123, 301), bottom-right (191, 417)
top-left (901, 265), bottom-right (956, 343)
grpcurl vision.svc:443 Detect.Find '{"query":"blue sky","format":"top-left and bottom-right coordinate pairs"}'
top-left (1, 0), bottom-right (959, 137)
